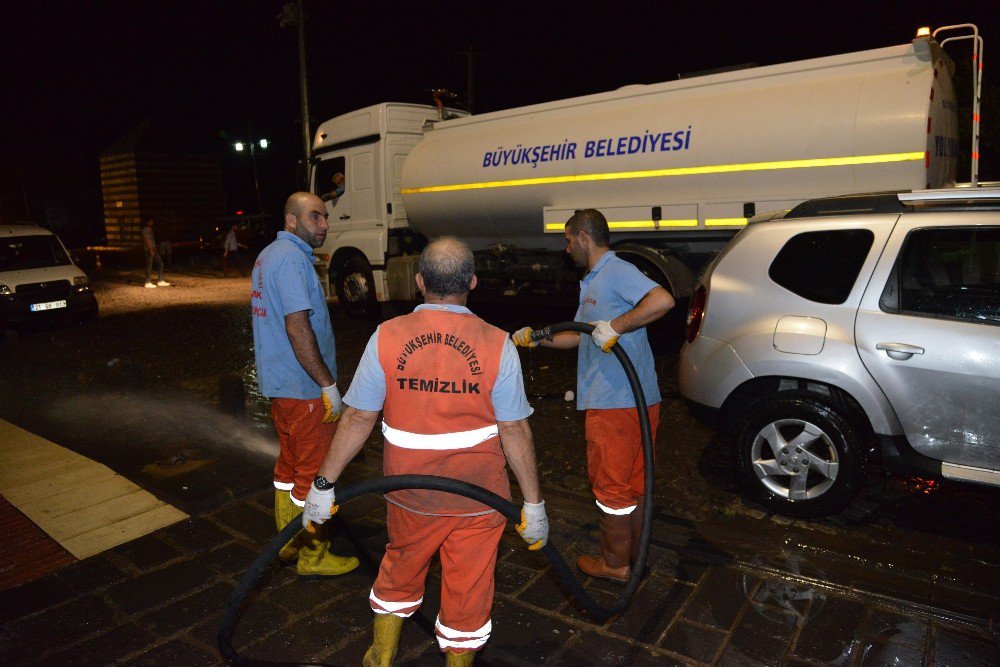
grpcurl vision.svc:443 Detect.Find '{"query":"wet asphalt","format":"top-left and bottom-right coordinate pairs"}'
top-left (0, 265), bottom-right (997, 664)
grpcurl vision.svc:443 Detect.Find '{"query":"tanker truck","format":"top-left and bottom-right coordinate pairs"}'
top-left (308, 25), bottom-right (979, 341)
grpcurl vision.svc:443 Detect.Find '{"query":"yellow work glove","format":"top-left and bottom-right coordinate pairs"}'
top-left (302, 481), bottom-right (340, 531)
top-left (512, 327), bottom-right (540, 348)
top-left (516, 500), bottom-right (549, 550)
top-left (321, 383), bottom-right (343, 423)
top-left (590, 320), bottom-right (619, 353)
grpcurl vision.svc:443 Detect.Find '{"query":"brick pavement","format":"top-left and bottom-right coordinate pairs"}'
top-left (2, 447), bottom-right (998, 666)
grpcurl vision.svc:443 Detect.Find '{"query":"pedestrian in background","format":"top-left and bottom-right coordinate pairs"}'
top-left (303, 237), bottom-right (548, 666)
top-left (142, 218), bottom-right (170, 288)
top-left (513, 208), bottom-right (672, 582)
top-left (251, 192), bottom-right (359, 579)
top-left (222, 224), bottom-right (247, 277)
top-left (157, 221), bottom-right (173, 270)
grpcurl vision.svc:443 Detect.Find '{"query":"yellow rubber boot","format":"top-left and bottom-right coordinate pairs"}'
top-left (445, 649), bottom-right (476, 666)
top-left (273, 491), bottom-right (306, 563)
top-left (295, 524), bottom-right (360, 578)
top-left (362, 613), bottom-right (404, 667)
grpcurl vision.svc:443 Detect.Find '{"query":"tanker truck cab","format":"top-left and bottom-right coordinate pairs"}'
top-left (310, 103), bottom-right (467, 316)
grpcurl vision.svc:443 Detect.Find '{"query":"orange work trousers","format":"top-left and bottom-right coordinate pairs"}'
top-left (270, 397), bottom-right (337, 503)
top-left (585, 404), bottom-right (660, 511)
top-left (371, 503), bottom-right (505, 652)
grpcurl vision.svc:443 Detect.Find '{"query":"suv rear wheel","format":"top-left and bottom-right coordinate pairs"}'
top-left (732, 393), bottom-right (865, 518)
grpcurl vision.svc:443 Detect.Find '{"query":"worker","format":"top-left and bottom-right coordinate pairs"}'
top-left (251, 191), bottom-right (359, 579)
top-left (321, 172), bottom-right (345, 205)
top-left (303, 236), bottom-right (548, 666)
top-left (513, 208), bottom-right (673, 582)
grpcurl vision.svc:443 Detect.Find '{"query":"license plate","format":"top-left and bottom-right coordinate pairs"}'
top-left (30, 300), bottom-right (67, 312)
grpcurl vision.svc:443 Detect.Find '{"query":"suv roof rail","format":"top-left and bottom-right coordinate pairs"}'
top-left (897, 187), bottom-right (1000, 203)
top-left (786, 192), bottom-right (907, 219)
top-left (788, 187), bottom-right (1000, 219)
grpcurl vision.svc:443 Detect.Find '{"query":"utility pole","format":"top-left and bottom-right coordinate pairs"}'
top-left (297, 0), bottom-right (311, 162)
top-left (248, 138), bottom-right (265, 218)
top-left (278, 1), bottom-right (312, 163)
top-left (459, 47), bottom-right (479, 114)
top-left (234, 130), bottom-right (269, 217)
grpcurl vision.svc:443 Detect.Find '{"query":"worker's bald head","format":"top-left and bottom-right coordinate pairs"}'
top-left (418, 236), bottom-right (475, 298)
top-left (284, 192), bottom-right (319, 218)
top-left (566, 208), bottom-right (610, 248)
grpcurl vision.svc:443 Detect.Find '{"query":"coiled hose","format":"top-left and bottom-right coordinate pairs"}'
top-left (218, 322), bottom-right (653, 665)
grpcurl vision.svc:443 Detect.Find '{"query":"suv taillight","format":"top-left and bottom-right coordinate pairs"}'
top-left (685, 284), bottom-right (707, 343)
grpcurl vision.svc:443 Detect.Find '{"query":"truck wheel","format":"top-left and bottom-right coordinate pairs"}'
top-left (336, 255), bottom-right (378, 318)
top-left (732, 393), bottom-right (865, 518)
top-left (624, 256), bottom-right (685, 352)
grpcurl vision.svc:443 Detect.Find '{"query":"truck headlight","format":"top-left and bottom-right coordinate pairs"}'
top-left (0, 284), bottom-right (11, 295)
top-left (73, 276), bottom-right (90, 286)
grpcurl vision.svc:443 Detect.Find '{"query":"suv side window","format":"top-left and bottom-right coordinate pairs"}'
top-left (768, 229), bottom-right (874, 304)
top-left (880, 227), bottom-right (1000, 324)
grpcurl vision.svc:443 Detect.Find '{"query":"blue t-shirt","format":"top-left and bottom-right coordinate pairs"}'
top-left (344, 304), bottom-right (533, 422)
top-left (575, 251), bottom-right (661, 410)
top-left (251, 231), bottom-right (337, 399)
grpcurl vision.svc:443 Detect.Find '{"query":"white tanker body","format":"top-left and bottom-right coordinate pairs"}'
top-left (401, 36), bottom-right (956, 253)
top-left (310, 29), bottom-right (972, 335)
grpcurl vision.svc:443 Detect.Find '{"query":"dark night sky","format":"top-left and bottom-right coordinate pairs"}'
top-left (1, 1), bottom-right (996, 244)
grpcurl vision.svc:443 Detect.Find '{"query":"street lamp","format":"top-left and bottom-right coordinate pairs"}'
top-left (233, 137), bottom-right (269, 216)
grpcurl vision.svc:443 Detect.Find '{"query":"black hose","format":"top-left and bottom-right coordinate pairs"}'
top-left (218, 322), bottom-right (654, 665)
top-left (527, 322), bottom-right (653, 616)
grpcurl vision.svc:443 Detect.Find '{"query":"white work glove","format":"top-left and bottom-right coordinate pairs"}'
top-left (321, 383), bottom-right (343, 423)
top-left (590, 320), bottom-right (620, 353)
top-left (302, 482), bottom-right (338, 530)
top-left (516, 500), bottom-right (549, 551)
top-left (511, 327), bottom-right (539, 348)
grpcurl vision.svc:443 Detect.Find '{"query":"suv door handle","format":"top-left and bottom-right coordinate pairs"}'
top-left (876, 342), bottom-right (925, 361)
top-left (339, 214), bottom-right (351, 220)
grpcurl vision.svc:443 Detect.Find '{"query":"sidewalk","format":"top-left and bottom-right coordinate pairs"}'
top-left (1, 442), bottom-right (998, 665)
top-left (0, 420), bottom-right (188, 573)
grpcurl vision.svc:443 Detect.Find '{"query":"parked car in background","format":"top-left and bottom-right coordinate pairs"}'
top-left (680, 189), bottom-right (1000, 517)
top-left (0, 223), bottom-right (98, 327)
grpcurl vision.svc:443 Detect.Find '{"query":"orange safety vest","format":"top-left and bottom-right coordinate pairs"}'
top-left (377, 307), bottom-right (510, 515)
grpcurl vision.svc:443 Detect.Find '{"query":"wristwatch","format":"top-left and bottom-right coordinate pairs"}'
top-left (313, 475), bottom-right (335, 490)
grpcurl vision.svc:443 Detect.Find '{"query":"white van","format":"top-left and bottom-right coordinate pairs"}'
top-left (0, 224), bottom-right (98, 326)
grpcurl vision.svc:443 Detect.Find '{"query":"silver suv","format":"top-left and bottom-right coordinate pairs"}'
top-left (679, 189), bottom-right (1000, 517)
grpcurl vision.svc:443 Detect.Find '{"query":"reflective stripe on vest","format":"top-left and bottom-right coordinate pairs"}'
top-left (382, 421), bottom-right (499, 451)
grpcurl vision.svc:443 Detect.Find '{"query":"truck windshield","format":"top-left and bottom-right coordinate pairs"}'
top-left (0, 235), bottom-right (72, 271)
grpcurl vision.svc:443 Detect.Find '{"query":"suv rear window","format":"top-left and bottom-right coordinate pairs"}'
top-left (768, 229), bottom-right (874, 304)
top-left (0, 235), bottom-right (72, 271)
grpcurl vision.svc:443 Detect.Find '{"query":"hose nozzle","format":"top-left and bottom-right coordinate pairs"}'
top-left (529, 322), bottom-right (596, 342)
top-left (529, 326), bottom-right (553, 343)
